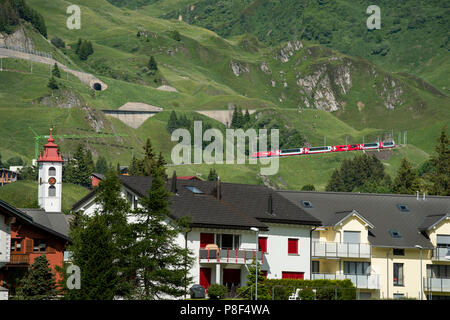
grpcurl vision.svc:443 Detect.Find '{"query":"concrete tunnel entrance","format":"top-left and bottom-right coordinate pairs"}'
top-left (93, 82), bottom-right (102, 91)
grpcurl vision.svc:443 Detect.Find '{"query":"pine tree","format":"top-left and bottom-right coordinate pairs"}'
top-left (47, 76), bottom-right (58, 90)
top-left (244, 109), bottom-right (251, 124)
top-left (16, 255), bottom-right (57, 300)
top-left (75, 38), bottom-right (82, 54)
top-left (52, 63), bottom-right (61, 78)
top-left (95, 156), bottom-right (108, 175)
top-left (129, 167), bottom-right (194, 299)
top-left (392, 158), bottom-right (421, 194)
top-left (63, 214), bottom-right (119, 300)
top-left (167, 111), bottom-right (178, 133)
top-left (142, 138), bottom-right (156, 176)
top-left (148, 55), bottom-right (158, 71)
top-left (207, 168), bottom-right (218, 181)
top-left (326, 168), bottom-right (346, 192)
top-left (429, 126), bottom-right (449, 195)
top-left (231, 108), bottom-right (238, 128)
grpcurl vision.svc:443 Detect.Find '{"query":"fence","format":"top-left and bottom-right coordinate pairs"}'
top-left (0, 44), bottom-right (52, 59)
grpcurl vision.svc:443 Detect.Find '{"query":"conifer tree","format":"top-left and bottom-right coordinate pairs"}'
top-left (207, 168), bottom-right (218, 181)
top-left (429, 126), bottom-right (449, 195)
top-left (95, 156), bottom-right (108, 175)
top-left (167, 110), bottom-right (178, 133)
top-left (75, 38), bottom-right (82, 54)
top-left (63, 214), bottom-right (119, 300)
top-left (244, 109), bottom-right (251, 124)
top-left (16, 255), bottom-right (57, 300)
top-left (52, 63), bottom-right (61, 78)
top-left (148, 55), bottom-right (158, 71)
top-left (129, 164), bottom-right (194, 299)
top-left (326, 168), bottom-right (346, 192)
top-left (392, 158), bottom-right (421, 194)
top-left (47, 76), bottom-right (58, 90)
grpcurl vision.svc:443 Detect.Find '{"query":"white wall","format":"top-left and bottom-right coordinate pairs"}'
top-left (0, 214), bottom-right (11, 265)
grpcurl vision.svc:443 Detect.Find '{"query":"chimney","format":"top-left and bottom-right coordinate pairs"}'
top-left (171, 171), bottom-right (177, 194)
top-left (267, 192), bottom-right (273, 215)
top-left (216, 176), bottom-right (221, 200)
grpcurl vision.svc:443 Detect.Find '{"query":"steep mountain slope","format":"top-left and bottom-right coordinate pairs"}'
top-left (0, 0), bottom-right (447, 191)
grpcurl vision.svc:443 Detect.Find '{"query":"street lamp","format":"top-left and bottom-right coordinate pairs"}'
top-left (415, 245), bottom-right (423, 300)
top-left (251, 227), bottom-right (259, 300)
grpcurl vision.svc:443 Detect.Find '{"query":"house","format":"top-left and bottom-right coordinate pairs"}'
top-left (0, 168), bottom-right (18, 187)
top-left (279, 190), bottom-right (450, 300)
top-left (0, 129), bottom-right (71, 298)
top-left (72, 174), bottom-right (321, 296)
top-left (90, 173), bottom-right (105, 188)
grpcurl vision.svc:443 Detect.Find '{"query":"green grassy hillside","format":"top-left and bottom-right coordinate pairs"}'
top-left (0, 180), bottom-right (89, 213)
top-left (0, 0), bottom-right (447, 193)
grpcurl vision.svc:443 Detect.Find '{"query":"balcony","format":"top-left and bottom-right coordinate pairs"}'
top-left (8, 254), bottom-right (29, 265)
top-left (199, 248), bottom-right (263, 264)
top-left (312, 241), bottom-right (371, 259)
top-left (312, 273), bottom-right (380, 289)
top-left (424, 277), bottom-right (450, 292)
top-left (432, 247), bottom-right (450, 261)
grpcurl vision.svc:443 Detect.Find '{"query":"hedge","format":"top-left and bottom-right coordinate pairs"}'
top-left (264, 279), bottom-right (356, 300)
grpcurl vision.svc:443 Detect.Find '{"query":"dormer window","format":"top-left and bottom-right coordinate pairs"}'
top-left (185, 186), bottom-right (204, 194)
top-left (389, 229), bottom-right (402, 238)
top-left (397, 204), bottom-right (409, 212)
top-left (301, 200), bottom-right (313, 208)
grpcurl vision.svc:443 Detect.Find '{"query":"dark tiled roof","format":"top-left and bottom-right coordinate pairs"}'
top-left (0, 199), bottom-right (70, 241)
top-left (279, 191), bottom-right (450, 249)
top-left (72, 176), bottom-right (321, 230)
top-left (419, 213), bottom-right (449, 231)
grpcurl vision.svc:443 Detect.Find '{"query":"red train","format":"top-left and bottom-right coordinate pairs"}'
top-left (251, 141), bottom-right (396, 158)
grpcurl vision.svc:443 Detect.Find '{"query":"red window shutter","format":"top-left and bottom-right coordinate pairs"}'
top-left (25, 239), bottom-right (33, 253)
top-left (261, 270), bottom-right (268, 279)
top-left (200, 233), bottom-right (215, 248)
top-left (288, 238), bottom-right (298, 254)
top-left (258, 237), bottom-right (267, 253)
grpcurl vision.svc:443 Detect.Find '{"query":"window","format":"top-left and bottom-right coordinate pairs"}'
top-left (393, 293), bottom-right (404, 300)
top-left (200, 233), bottom-right (215, 248)
top-left (258, 237), bottom-right (268, 253)
top-left (11, 238), bottom-right (22, 252)
top-left (288, 238), bottom-right (299, 254)
top-left (312, 261), bottom-right (320, 273)
top-left (33, 239), bottom-right (47, 253)
top-left (437, 235), bottom-right (450, 248)
top-left (393, 249), bottom-right (405, 256)
top-left (393, 263), bottom-right (404, 286)
top-left (300, 200), bottom-right (313, 208)
top-left (344, 231), bottom-right (361, 244)
top-left (344, 261), bottom-right (370, 275)
top-left (48, 167), bottom-right (56, 176)
top-left (397, 204), bottom-right (410, 212)
top-left (427, 264), bottom-right (450, 279)
top-left (215, 234), bottom-right (240, 250)
top-left (185, 186), bottom-right (203, 194)
top-left (282, 272), bottom-right (304, 279)
top-left (48, 186), bottom-right (56, 197)
top-left (389, 230), bottom-right (402, 238)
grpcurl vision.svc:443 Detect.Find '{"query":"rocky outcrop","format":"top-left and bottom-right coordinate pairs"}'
top-left (275, 40), bottom-right (303, 63)
top-left (378, 76), bottom-right (404, 109)
top-left (34, 90), bottom-right (84, 109)
top-left (0, 26), bottom-right (34, 51)
top-left (260, 62), bottom-right (271, 74)
top-left (297, 62), bottom-right (352, 112)
top-left (230, 59), bottom-right (249, 76)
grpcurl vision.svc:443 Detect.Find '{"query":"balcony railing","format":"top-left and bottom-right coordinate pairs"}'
top-left (312, 241), bottom-right (371, 258)
top-left (312, 273), bottom-right (380, 289)
top-left (424, 277), bottom-right (450, 292)
top-left (432, 247), bottom-right (450, 261)
top-left (199, 248), bottom-right (263, 264)
top-left (8, 254), bottom-right (29, 265)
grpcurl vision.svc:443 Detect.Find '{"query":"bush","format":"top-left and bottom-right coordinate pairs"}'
top-left (207, 284), bottom-right (228, 300)
top-left (51, 37), bottom-right (65, 48)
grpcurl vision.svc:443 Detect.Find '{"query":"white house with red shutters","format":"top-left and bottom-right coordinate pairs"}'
top-left (72, 175), bottom-right (321, 296)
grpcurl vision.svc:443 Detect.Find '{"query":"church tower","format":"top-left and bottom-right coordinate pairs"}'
top-left (37, 129), bottom-right (64, 212)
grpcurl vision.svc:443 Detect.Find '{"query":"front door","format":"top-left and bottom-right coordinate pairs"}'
top-left (223, 268), bottom-right (241, 297)
top-left (200, 268), bottom-right (211, 290)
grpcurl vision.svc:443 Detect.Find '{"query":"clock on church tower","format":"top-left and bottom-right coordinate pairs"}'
top-left (37, 129), bottom-right (64, 212)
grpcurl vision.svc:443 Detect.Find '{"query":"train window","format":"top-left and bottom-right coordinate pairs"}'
top-left (281, 149), bottom-right (301, 153)
top-left (384, 142), bottom-right (394, 146)
top-left (363, 143), bottom-right (378, 148)
top-left (309, 147), bottom-right (328, 151)
top-left (350, 145), bottom-right (357, 148)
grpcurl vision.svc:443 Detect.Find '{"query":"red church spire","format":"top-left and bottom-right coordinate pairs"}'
top-left (37, 128), bottom-right (64, 163)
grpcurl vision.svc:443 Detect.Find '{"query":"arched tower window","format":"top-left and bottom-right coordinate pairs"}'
top-left (48, 186), bottom-right (56, 197)
top-left (48, 167), bottom-right (56, 176)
